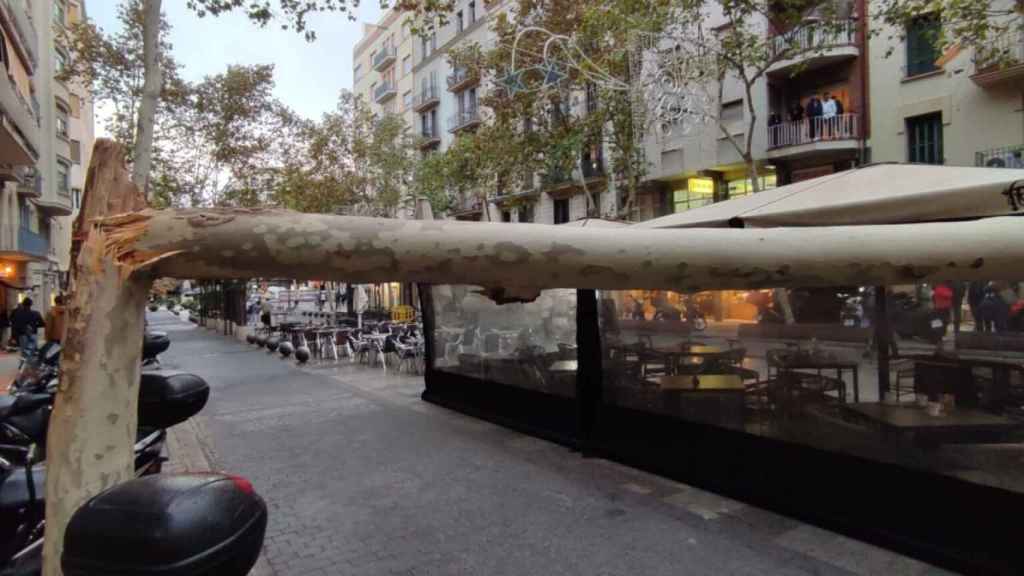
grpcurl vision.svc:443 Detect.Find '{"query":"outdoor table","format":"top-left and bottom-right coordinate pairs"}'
top-left (898, 353), bottom-right (1024, 411)
top-left (655, 373), bottom-right (743, 391)
top-left (769, 351), bottom-right (860, 403)
top-left (846, 402), bottom-right (1018, 446)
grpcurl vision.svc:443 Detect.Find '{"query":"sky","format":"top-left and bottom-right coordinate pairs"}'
top-left (89, 0), bottom-right (385, 122)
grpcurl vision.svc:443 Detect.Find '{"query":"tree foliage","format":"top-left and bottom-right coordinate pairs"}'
top-left (873, 0), bottom-right (1023, 63)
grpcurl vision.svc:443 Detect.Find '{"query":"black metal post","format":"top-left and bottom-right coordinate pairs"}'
top-left (418, 283), bottom-right (437, 393)
top-left (874, 285), bottom-right (891, 400)
top-left (576, 289), bottom-right (603, 454)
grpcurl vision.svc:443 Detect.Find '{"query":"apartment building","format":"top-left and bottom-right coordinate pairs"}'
top-left (0, 0), bottom-right (93, 320)
top-left (868, 0), bottom-right (1023, 169)
top-left (353, 10), bottom-right (415, 130)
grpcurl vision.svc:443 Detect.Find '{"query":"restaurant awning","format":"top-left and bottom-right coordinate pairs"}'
top-left (637, 163), bottom-right (1024, 229)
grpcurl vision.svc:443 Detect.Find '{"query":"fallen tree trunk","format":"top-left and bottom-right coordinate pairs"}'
top-left (121, 208), bottom-right (1024, 291)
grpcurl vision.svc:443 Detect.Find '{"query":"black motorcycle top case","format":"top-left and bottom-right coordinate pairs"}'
top-left (137, 372), bottom-right (210, 430)
top-left (61, 473), bottom-right (267, 576)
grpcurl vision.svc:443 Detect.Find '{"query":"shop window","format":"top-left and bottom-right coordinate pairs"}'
top-left (906, 14), bottom-right (941, 77)
top-left (553, 198), bottom-right (570, 224)
top-left (727, 174), bottom-right (777, 198)
top-left (906, 112), bottom-right (943, 164)
top-left (673, 178), bottom-right (715, 213)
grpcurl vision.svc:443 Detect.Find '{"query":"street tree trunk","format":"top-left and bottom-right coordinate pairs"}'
top-left (43, 141), bottom-right (152, 576)
top-left (132, 0), bottom-right (162, 199)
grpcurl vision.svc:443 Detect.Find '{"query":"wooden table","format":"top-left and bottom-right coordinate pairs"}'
top-left (769, 352), bottom-right (860, 403)
top-left (655, 373), bottom-right (743, 390)
top-left (847, 402), bottom-right (1017, 445)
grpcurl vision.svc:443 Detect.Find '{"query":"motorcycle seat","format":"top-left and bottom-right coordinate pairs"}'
top-left (0, 465), bottom-right (46, 512)
top-left (0, 394), bottom-right (52, 423)
top-left (142, 332), bottom-right (171, 360)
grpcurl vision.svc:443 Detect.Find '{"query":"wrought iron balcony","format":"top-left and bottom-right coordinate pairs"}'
top-left (767, 113), bottom-right (859, 151)
top-left (971, 32), bottom-right (1024, 88)
top-left (418, 129), bottom-right (441, 149)
top-left (448, 109), bottom-right (482, 133)
top-left (976, 145), bottom-right (1024, 169)
top-left (372, 46), bottom-right (397, 72)
top-left (447, 67), bottom-right (479, 92)
top-left (373, 82), bottom-right (397, 104)
top-left (768, 20), bottom-right (858, 76)
top-left (412, 86), bottom-right (441, 112)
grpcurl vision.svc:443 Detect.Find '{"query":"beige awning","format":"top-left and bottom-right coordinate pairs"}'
top-left (638, 163), bottom-right (1024, 229)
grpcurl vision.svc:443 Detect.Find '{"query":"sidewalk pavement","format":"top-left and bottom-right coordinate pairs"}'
top-left (152, 310), bottom-right (953, 576)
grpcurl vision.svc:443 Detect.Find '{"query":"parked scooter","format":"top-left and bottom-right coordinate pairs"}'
top-left (0, 371), bottom-right (211, 574)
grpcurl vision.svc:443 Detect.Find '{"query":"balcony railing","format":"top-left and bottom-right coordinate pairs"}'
top-left (971, 32), bottom-right (1024, 87)
top-left (418, 129), bottom-right (441, 149)
top-left (976, 145), bottom-right (1024, 169)
top-left (447, 67), bottom-right (479, 92)
top-left (372, 46), bottom-right (397, 71)
top-left (770, 19), bottom-right (857, 60)
top-left (767, 113), bottom-right (859, 150)
top-left (373, 82), bottom-right (397, 103)
top-left (17, 227), bottom-right (48, 259)
top-left (412, 86), bottom-right (440, 112)
top-left (1, 0), bottom-right (39, 67)
top-left (452, 194), bottom-right (483, 214)
top-left (448, 109), bottom-right (482, 133)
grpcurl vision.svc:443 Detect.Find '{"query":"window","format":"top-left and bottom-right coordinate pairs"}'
top-left (402, 21), bottom-right (411, 40)
top-left (727, 174), bottom-right (777, 198)
top-left (422, 111), bottom-right (435, 137)
top-left (56, 160), bottom-right (70, 196)
top-left (54, 49), bottom-right (69, 74)
top-left (457, 11), bottom-right (464, 33)
top-left (354, 63), bottom-right (363, 82)
top-left (70, 139), bottom-right (81, 164)
top-left (56, 104), bottom-right (69, 139)
top-left (520, 203), bottom-right (534, 223)
top-left (403, 91), bottom-right (413, 111)
top-left (553, 198), bottom-right (570, 224)
top-left (906, 15), bottom-right (941, 77)
top-left (421, 33), bottom-right (436, 60)
top-left (403, 55), bottom-right (412, 75)
top-left (53, 1), bottom-right (66, 26)
top-left (370, 82), bottom-right (376, 101)
top-left (502, 211), bottom-right (511, 223)
top-left (906, 112), bottom-right (943, 164)
top-left (720, 99), bottom-right (744, 126)
top-left (469, 1), bottom-right (476, 23)
top-left (72, 188), bottom-right (81, 210)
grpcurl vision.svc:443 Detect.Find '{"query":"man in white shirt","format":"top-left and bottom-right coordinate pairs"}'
top-left (821, 92), bottom-right (838, 139)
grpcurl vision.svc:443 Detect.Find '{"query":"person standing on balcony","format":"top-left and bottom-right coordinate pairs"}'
top-left (822, 92), bottom-right (837, 139)
top-left (806, 95), bottom-right (823, 141)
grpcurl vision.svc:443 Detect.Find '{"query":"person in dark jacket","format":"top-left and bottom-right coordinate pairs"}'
top-left (805, 96), bottom-right (823, 140)
top-left (10, 298), bottom-right (44, 352)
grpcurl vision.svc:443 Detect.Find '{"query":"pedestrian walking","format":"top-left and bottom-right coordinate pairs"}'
top-left (932, 282), bottom-right (953, 332)
top-left (45, 294), bottom-right (67, 344)
top-left (318, 286), bottom-right (327, 312)
top-left (978, 283), bottom-right (1009, 333)
top-left (260, 298), bottom-right (273, 329)
top-left (968, 280), bottom-right (986, 330)
top-left (10, 298), bottom-right (44, 354)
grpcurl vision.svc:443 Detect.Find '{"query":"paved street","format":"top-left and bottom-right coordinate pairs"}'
top-left (150, 310), bottom-right (951, 576)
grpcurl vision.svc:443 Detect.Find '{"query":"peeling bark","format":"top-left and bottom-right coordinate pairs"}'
top-left (43, 142), bottom-right (153, 576)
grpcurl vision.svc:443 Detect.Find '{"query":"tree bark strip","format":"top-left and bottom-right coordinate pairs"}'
top-left (43, 142), bottom-right (152, 576)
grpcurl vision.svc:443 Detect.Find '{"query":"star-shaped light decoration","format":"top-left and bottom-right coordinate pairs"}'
top-left (539, 60), bottom-right (565, 88)
top-left (497, 67), bottom-right (526, 98)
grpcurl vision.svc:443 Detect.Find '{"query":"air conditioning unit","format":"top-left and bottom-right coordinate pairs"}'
top-left (985, 150), bottom-right (1024, 169)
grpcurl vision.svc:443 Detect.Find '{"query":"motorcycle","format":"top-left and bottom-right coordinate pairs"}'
top-left (0, 371), bottom-right (210, 574)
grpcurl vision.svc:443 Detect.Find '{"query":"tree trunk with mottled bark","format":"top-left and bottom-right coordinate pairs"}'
top-left (132, 0), bottom-right (162, 198)
top-left (43, 142), bottom-right (152, 575)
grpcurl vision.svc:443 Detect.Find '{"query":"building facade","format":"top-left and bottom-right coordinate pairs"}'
top-left (867, 0), bottom-right (1023, 169)
top-left (0, 0), bottom-right (94, 325)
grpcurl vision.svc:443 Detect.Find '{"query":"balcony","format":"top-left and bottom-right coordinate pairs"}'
top-left (451, 194), bottom-right (483, 217)
top-left (0, 67), bottom-right (38, 165)
top-left (373, 82), bottom-right (397, 104)
top-left (767, 20), bottom-right (859, 77)
top-left (412, 86), bottom-right (441, 113)
top-left (971, 32), bottom-right (1024, 88)
top-left (17, 227), bottom-right (48, 260)
top-left (418, 129), bottom-right (441, 150)
top-left (372, 46), bottom-right (397, 72)
top-left (1, 0), bottom-right (39, 69)
top-left (976, 145), bottom-right (1024, 169)
top-left (448, 109), bottom-right (482, 133)
top-left (447, 67), bottom-right (479, 92)
top-left (15, 167), bottom-right (39, 195)
top-left (766, 113), bottom-right (860, 160)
